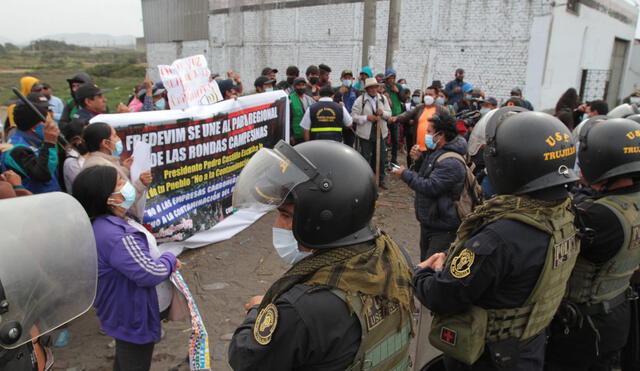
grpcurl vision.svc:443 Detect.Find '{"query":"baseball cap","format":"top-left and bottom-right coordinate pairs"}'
top-left (384, 69), bottom-right (397, 78)
top-left (14, 93), bottom-right (50, 131)
top-left (319, 64), bottom-right (332, 73)
top-left (254, 76), bottom-right (276, 88)
top-left (510, 87), bottom-right (522, 96)
top-left (75, 83), bottom-right (108, 104)
top-left (293, 77), bottom-right (307, 85)
top-left (218, 79), bottom-right (239, 97)
top-left (341, 69), bottom-right (354, 78)
top-left (261, 67), bottom-right (278, 76)
top-left (483, 97), bottom-right (498, 106)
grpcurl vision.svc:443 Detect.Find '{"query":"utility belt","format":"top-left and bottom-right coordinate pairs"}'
top-left (577, 287), bottom-right (638, 316)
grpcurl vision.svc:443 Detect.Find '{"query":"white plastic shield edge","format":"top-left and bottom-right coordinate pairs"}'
top-left (90, 91), bottom-right (290, 256)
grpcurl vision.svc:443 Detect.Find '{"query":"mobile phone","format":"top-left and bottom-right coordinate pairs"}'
top-left (391, 163), bottom-right (401, 170)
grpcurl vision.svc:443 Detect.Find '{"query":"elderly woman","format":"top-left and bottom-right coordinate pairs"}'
top-left (82, 122), bottom-right (151, 218)
top-left (72, 165), bottom-right (179, 370)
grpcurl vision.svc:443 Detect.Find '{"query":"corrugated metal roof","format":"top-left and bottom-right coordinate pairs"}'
top-left (142, 0), bottom-right (209, 42)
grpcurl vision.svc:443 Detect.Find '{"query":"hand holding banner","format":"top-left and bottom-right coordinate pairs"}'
top-left (158, 55), bottom-right (223, 110)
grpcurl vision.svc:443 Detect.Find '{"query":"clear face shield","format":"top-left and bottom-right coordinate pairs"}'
top-left (0, 192), bottom-right (97, 349)
top-left (232, 140), bottom-right (320, 213)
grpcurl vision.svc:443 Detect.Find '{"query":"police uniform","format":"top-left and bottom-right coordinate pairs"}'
top-left (546, 117), bottom-right (640, 371)
top-left (414, 109), bottom-right (580, 371)
top-left (229, 284), bottom-right (361, 370)
top-left (229, 140), bottom-right (414, 371)
top-left (299, 97), bottom-right (352, 142)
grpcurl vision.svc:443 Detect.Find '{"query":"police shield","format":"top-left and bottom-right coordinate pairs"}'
top-left (0, 192), bottom-right (97, 349)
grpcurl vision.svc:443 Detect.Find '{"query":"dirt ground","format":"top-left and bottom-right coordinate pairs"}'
top-left (50, 163), bottom-right (434, 371)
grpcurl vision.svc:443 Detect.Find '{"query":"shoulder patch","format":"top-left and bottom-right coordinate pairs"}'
top-left (450, 248), bottom-right (475, 279)
top-left (253, 303), bottom-right (278, 345)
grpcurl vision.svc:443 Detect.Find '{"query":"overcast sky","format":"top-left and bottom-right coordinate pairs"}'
top-left (0, 0), bottom-right (143, 44)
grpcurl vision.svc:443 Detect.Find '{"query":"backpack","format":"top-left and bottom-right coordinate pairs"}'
top-left (435, 152), bottom-right (483, 220)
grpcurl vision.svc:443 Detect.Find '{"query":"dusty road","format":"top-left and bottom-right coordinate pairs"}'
top-left (51, 169), bottom-right (436, 371)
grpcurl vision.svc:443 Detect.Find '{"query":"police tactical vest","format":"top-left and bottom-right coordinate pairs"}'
top-left (429, 205), bottom-right (579, 365)
top-left (309, 101), bottom-right (344, 142)
top-left (331, 289), bottom-right (411, 371)
top-left (566, 192), bottom-right (640, 305)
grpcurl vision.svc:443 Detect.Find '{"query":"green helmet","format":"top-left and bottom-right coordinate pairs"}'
top-left (578, 117), bottom-right (640, 185)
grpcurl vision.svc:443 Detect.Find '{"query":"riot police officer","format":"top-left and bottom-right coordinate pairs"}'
top-left (0, 192), bottom-right (98, 369)
top-left (228, 140), bottom-right (414, 370)
top-left (546, 117), bottom-right (640, 371)
top-left (414, 108), bottom-right (580, 371)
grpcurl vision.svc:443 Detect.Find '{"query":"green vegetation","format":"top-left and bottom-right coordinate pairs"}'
top-left (0, 42), bottom-right (147, 112)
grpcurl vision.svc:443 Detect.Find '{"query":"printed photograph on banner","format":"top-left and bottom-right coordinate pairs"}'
top-left (105, 93), bottom-right (287, 243)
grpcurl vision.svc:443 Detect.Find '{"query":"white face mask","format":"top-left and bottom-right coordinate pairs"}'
top-left (272, 228), bottom-right (312, 265)
top-left (423, 95), bottom-right (435, 105)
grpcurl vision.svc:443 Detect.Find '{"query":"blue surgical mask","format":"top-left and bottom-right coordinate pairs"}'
top-left (342, 80), bottom-right (353, 88)
top-left (34, 123), bottom-right (45, 139)
top-left (155, 99), bottom-right (166, 110)
top-left (110, 181), bottom-right (137, 209)
top-left (265, 87), bottom-right (274, 92)
top-left (425, 133), bottom-right (439, 150)
top-left (436, 97), bottom-right (445, 105)
top-left (412, 97), bottom-right (421, 104)
top-left (480, 108), bottom-right (491, 115)
top-left (112, 139), bottom-right (123, 156)
top-left (582, 113), bottom-right (588, 121)
top-left (272, 228), bottom-right (312, 265)
top-left (465, 94), bottom-right (473, 100)
top-left (401, 84), bottom-right (408, 90)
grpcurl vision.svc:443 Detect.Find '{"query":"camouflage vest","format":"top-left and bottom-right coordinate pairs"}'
top-left (429, 205), bottom-right (578, 364)
top-left (566, 192), bottom-right (640, 304)
top-left (331, 289), bottom-right (412, 371)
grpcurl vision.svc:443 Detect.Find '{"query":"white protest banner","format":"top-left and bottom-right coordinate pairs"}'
top-left (158, 55), bottom-right (223, 110)
top-left (91, 90), bottom-right (290, 255)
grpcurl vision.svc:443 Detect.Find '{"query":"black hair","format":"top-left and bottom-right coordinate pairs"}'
top-left (588, 100), bottom-right (609, 115)
top-left (63, 118), bottom-right (90, 155)
top-left (83, 122), bottom-right (113, 152)
top-left (286, 65), bottom-right (300, 77)
top-left (306, 65), bottom-right (319, 76)
top-left (72, 165), bottom-right (117, 220)
top-left (41, 82), bottom-right (52, 90)
top-left (555, 108), bottom-right (574, 131)
top-left (13, 104), bottom-right (44, 131)
top-left (318, 64), bottom-right (331, 73)
top-left (555, 88), bottom-right (579, 113)
top-left (432, 107), bottom-right (458, 142)
top-left (319, 85), bottom-right (334, 97)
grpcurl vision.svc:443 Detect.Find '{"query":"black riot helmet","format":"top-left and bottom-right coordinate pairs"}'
top-left (627, 114), bottom-right (640, 125)
top-left (484, 107), bottom-right (579, 195)
top-left (233, 140), bottom-right (378, 249)
top-left (578, 117), bottom-right (640, 185)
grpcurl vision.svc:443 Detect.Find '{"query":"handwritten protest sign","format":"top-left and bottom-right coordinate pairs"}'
top-left (158, 55), bottom-right (223, 110)
top-left (91, 91), bottom-right (289, 248)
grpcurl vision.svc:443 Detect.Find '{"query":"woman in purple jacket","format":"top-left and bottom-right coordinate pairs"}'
top-left (72, 165), bottom-right (180, 370)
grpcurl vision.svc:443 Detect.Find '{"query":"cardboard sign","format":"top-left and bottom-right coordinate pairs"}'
top-left (158, 55), bottom-right (223, 110)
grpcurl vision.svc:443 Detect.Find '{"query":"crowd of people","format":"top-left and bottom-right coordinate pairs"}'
top-left (1, 62), bottom-right (640, 371)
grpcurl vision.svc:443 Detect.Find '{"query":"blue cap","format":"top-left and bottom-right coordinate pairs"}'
top-left (384, 69), bottom-right (396, 78)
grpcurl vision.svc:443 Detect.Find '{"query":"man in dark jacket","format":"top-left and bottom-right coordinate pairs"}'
top-left (444, 68), bottom-right (473, 107)
top-left (59, 72), bottom-right (93, 129)
top-left (392, 108), bottom-right (467, 259)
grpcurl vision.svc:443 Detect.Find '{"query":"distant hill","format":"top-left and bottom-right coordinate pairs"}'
top-left (36, 33), bottom-right (136, 48)
top-left (0, 37), bottom-right (15, 45)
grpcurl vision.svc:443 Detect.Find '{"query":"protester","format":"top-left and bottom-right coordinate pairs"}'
top-left (74, 83), bottom-right (127, 121)
top-left (60, 72), bottom-right (93, 128)
top-left (2, 93), bottom-right (61, 194)
top-left (576, 99), bottom-right (609, 121)
top-left (40, 83), bottom-right (64, 125)
top-left (254, 76), bottom-right (276, 94)
top-left (0, 169), bottom-right (32, 199)
top-left (261, 67), bottom-right (278, 81)
top-left (510, 87), bottom-right (534, 110)
top-left (391, 109), bottom-right (467, 260)
top-left (318, 63), bottom-right (332, 87)
top-left (481, 97), bottom-right (498, 114)
top-left (305, 65), bottom-right (321, 98)
top-left (384, 69), bottom-right (407, 165)
top-left (4, 76), bottom-right (40, 138)
top-left (390, 88), bottom-right (437, 168)
top-left (354, 66), bottom-right (373, 93)
top-left (454, 85), bottom-right (477, 112)
top-left (225, 69), bottom-right (244, 95)
top-left (137, 78), bottom-right (167, 112)
top-left (82, 122), bottom-right (151, 218)
top-left (288, 77), bottom-right (315, 145)
top-left (72, 165), bottom-right (180, 371)
top-left (333, 69), bottom-right (359, 147)
top-left (218, 79), bottom-right (240, 100)
top-left (351, 77), bottom-right (392, 189)
top-left (300, 85), bottom-right (353, 142)
top-left (62, 118), bottom-right (90, 193)
top-left (282, 65), bottom-right (300, 94)
top-left (444, 68), bottom-right (473, 106)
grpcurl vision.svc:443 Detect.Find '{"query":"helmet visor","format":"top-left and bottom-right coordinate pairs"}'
top-left (232, 143), bottom-right (313, 212)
